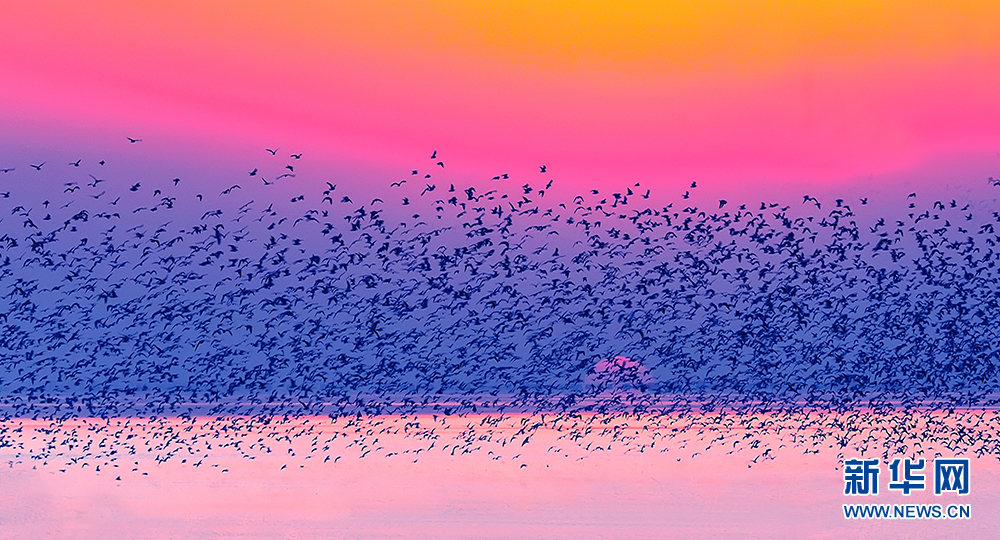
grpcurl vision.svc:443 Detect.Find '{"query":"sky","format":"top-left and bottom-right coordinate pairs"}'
top-left (2, 1), bottom-right (999, 200)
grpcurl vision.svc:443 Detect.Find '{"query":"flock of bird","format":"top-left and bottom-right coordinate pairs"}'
top-left (2, 140), bottom-right (1000, 474)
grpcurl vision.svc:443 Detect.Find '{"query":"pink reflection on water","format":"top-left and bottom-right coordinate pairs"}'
top-left (0, 411), bottom-right (997, 538)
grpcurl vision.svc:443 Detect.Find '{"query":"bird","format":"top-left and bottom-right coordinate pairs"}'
top-left (0, 139), bottom-right (994, 481)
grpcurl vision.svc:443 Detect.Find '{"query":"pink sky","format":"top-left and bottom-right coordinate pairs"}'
top-left (2, 2), bottom-right (999, 197)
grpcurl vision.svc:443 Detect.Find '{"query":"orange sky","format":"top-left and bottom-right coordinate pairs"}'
top-left (2, 1), bottom-right (999, 194)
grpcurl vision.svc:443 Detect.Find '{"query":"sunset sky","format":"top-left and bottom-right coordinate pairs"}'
top-left (2, 1), bottom-right (998, 199)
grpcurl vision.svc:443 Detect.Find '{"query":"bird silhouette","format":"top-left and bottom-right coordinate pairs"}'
top-left (0, 142), bottom-right (995, 476)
